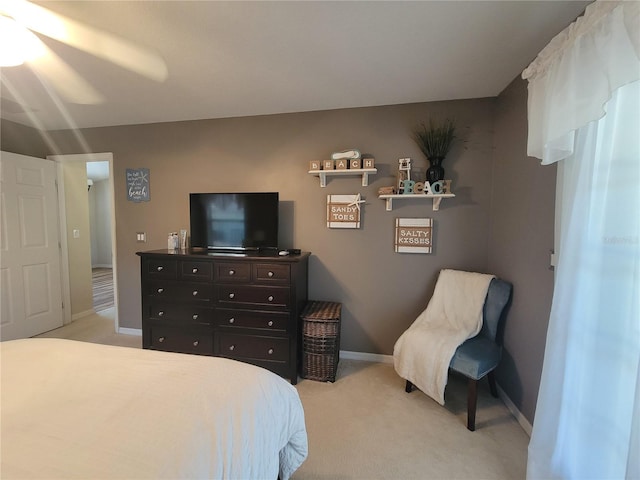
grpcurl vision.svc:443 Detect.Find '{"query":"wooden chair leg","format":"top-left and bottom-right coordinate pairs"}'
top-left (467, 378), bottom-right (477, 431)
top-left (488, 371), bottom-right (498, 398)
top-left (405, 380), bottom-right (414, 393)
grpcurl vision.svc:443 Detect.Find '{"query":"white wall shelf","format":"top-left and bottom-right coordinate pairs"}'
top-left (309, 168), bottom-right (377, 187)
top-left (378, 193), bottom-right (455, 211)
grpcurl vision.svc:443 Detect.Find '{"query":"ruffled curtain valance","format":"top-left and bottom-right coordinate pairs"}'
top-left (522, 0), bottom-right (640, 164)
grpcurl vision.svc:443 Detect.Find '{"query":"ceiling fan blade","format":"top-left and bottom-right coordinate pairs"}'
top-left (27, 40), bottom-right (105, 104)
top-left (1, 0), bottom-right (168, 82)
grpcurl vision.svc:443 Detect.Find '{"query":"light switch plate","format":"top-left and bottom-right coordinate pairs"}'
top-left (136, 232), bottom-right (146, 243)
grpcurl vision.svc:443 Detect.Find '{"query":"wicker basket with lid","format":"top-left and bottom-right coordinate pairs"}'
top-left (300, 301), bottom-right (342, 382)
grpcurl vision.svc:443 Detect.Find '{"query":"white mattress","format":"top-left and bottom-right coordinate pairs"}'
top-left (0, 338), bottom-right (308, 479)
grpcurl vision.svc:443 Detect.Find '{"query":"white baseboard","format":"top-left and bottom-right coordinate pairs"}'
top-left (497, 384), bottom-right (533, 436)
top-left (340, 350), bottom-right (393, 364)
top-left (92, 264), bottom-right (113, 269)
top-left (118, 327), bottom-right (142, 336)
top-left (72, 309), bottom-right (95, 321)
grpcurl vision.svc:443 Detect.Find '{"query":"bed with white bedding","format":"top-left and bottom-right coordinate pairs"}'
top-left (0, 338), bottom-right (308, 479)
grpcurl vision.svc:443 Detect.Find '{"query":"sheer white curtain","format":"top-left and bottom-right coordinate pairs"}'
top-left (523, 1), bottom-right (640, 479)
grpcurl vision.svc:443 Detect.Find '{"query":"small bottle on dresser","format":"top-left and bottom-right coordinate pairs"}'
top-left (168, 232), bottom-right (178, 251)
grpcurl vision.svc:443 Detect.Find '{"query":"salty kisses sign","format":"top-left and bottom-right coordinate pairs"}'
top-left (327, 194), bottom-right (364, 229)
top-left (395, 218), bottom-right (433, 253)
top-left (126, 168), bottom-right (150, 202)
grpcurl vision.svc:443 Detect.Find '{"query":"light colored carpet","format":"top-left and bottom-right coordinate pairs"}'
top-left (36, 311), bottom-right (529, 479)
top-left (294, 361), bottom-right (528, 479)
top-left (36, 307), bottom-right (140, 349)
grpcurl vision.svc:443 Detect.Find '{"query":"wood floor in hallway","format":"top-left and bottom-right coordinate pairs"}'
top-left (92, 267), bottom-right (114, 312)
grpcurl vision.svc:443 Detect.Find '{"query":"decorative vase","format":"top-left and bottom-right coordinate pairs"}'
top-left (426, 156), bottom-right (445, 184)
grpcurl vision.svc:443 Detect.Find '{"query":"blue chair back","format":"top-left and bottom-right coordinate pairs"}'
top-left (479, 278), bottom-right (512, 344)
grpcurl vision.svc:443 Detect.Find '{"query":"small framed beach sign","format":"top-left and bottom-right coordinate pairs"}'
top-left (395, 218), bottom-right (433, 253)
top-left (326, 194), bottom-right (363, 229)
top-left (126, 168), bottom-right (150, 202)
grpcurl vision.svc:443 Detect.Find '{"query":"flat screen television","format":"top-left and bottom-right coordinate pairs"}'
top-left (189, 192), bottom-right (279, 251)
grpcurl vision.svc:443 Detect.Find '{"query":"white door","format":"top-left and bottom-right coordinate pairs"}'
top-left (0, 151), bottom-right (63, 340)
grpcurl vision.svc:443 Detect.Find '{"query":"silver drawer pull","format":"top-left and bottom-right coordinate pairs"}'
top-left (192, 290), bottom-right (198, 296)
top-left (267, 320), bottom-right (273, 327)
top-left (192, 267), bottom-right (198, 273)
top-left (268, 348), bottom-right (274, 355)
top-left (158, 311), bottom-right (164, 317)
top-left (157, 266), bottom-right (163, 271)
top-left (192, 314), bottom-right (199, 320)
top-left (193, 340), bottom-right (199, 347)
top-left (229, 293), bottom-right (235, 299)
top-left (157, 288), bottom-right (164, 293)
top-left (229, 345), bottom-right (235, 351)
top-left (268, 271), bottom-right (274, 277)
top-left (158, 336), bottom-right (165, 343)
top-left (229, 318), bottom-right (235, 324)
top-left (268, 295), bottom-right (274, 302)
top-left (229, 269), bottom-right (235, 275)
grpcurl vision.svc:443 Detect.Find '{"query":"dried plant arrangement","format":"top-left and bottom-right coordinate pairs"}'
top-left (413, 118), bottom-right (456, 161)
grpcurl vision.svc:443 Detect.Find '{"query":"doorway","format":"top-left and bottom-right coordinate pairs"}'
top-left (87, 161), bottom-right (114, 312)
top-left (49, 153), bottom-right (119, 331)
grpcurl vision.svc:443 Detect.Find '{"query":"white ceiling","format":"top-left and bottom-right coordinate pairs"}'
top-left (0, 1), bottom-right (590, 131)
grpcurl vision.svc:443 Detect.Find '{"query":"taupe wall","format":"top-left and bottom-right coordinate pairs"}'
top-left (2, 86), bottom-right (554, 424)
top-left (45, 99), bottom-right (496, 355)
top-left (1, 120), bottom-right (49, 158)
top-left (489, 77), bottom-right (556, 422)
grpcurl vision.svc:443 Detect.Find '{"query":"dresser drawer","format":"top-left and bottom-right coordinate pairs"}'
top-left (253, 263), bottom-right (290, 284)
top-left (214, 263), bottom-right (251, 283)
top-left (148, 303), bottom-right (211, 324)
top-left (145, 259), bottom-right (177, 280)
top-left (216, 285), bottom-right (290, 308)
top-left (219, 333), bottom-right (289, 362)
top-left (146, 323), bottom-right (214, 355)
top-left (146, 281), bottom-right (213, 302)
top-left (180, 260), bottom-right (213, 282)
top-left (216, 308), bottom-right (288, 332)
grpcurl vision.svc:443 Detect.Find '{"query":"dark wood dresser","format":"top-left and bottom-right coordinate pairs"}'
top-left (137, 249), bottom-right (310, 384)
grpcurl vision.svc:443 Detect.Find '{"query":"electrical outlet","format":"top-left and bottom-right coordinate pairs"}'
top-left (73, 229), bottom-right (80, 238)
top-left (136, 232), bottom-right (147, 243)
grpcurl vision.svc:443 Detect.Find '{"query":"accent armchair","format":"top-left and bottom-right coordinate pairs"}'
top-left (405, 277), bottom-right (513, 431)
